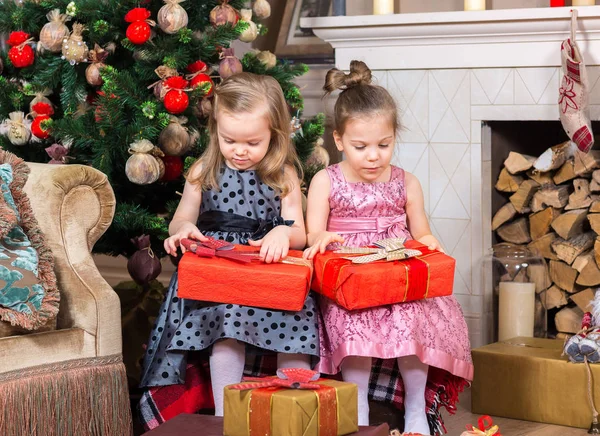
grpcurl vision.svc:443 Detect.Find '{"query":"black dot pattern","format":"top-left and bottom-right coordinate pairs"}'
top-left (139, 166), bottom-right (319, 389)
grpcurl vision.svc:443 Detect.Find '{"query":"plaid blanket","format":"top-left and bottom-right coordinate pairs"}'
top-left (138, 354), bottom-right (468, 435)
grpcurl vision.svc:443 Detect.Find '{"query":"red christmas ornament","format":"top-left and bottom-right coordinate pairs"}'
top-left (163, 76), bottom-right (189, 114)
top-left (125, 8), bottom-right (153, 45)
top-left (31, 116), bottom-right (51, 139)
top-left (187, 60), bottom-right (208, 74)
top-left (160, 155), bottom-right (184, 181)
top-left (189, 73), bottom-right (214, 97)
top-left (7, 31), bottom-right (34, 68)
top-left (31, 102), bottom-right (54, 139)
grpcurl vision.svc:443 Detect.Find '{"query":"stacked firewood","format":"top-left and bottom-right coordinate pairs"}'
top-left (493, 142), bottom-right (598, 336)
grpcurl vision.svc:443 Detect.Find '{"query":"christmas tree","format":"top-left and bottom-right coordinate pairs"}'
top-left (0, 0), bottom-right (326, 260)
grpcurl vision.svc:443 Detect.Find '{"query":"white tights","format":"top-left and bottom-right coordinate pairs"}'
top-left (341, 355), bottom-right (430, 434)
top-left (209, 339), bottom-right (310, 416)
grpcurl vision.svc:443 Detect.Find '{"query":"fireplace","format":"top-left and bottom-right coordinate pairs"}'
top-left (487, 121), bottom-right (600, 341)
top-left (304, 6), bottom-right (600, 347)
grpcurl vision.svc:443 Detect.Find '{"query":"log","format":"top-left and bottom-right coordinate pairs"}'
top-left (573, 149), bottom-right (600, 176)
top-left (572, 251), bottom-right (594, 273)
top-left (588, 214), bottom-right (600, 235)
top-left (509, 180), bottom-right (540, 213)
top-left (497, 218), bottom-right (531, 244)
top-left (551, 209), bottom-right (588, 240)
top-left (549, 260), bottom-right (578, 293)
top-left (575, 253), bottom-right (600, 287)
top-left (591, 200), bottom-right (600, 213)
top-left (551, 232), bottom-right (595, 265)
top-left (570, 288), bottom-right (596, 312)
top-left (553, 159), bottom-right (576, 185)
top-left (527, 262), bottom-right (551, 293)
top-left (530, 185), bottom-right (569, 213)
top-left (504, 151), bottom-right (536, 174)
top-left (555, 306), bottom-right (584, 334)
top-left (527, 169), bottom-right (554, 186)
top-left (534, 141), bottom-right (574, 172)
top-left (591, 179), bottom-right (600, 193)
top-left (528, 233), bottom-right (559, 260)
top-left (595, 237), bottom-right (600, 269)
top-left (495, 168), bottom-right (524, 193)
top-left (492, 203), bottom-right (517, 231)
top-left (513, 268), bottom-right (528, 283)
top-left (529, 208), bottom-right (559, 240)
top-left (540, 285), bottom-right (569, 310)
top-left (594, 169), bottom-right (600, 184)
top-left (565, 179), bottom-right (592, 210)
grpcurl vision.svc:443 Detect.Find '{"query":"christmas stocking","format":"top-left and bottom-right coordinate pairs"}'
top-left (560, 10), bottom-right (594, 153)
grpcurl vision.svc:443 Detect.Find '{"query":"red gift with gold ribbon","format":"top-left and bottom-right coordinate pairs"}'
top-left (178, 243), bottom-right (312, 312)
top-left (223, 369), bottom-right (358, 436)
top-left (311, 238), bottom-right (455, 310)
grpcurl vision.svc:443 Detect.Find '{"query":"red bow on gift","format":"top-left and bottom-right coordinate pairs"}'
top-left (462, 416), bottom-right (501, 436)
top-left (229, 368), bottom-right (322, 390)
top-left (180, 237), bottom-right (253, 263)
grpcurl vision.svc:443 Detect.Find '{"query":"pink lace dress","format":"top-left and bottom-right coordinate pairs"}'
top-left (317, 164), bottom-right (473, 427)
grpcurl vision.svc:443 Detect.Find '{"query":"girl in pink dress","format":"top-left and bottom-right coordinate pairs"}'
top-left (304, 60), bottom-right (473, 435)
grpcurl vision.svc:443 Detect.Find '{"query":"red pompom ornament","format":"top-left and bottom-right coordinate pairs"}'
top-left (125, 8), bottom-right (154, 45)
top-left (163, 76), bottom-right (189, 114)
top-left (31, 102), bottom-right (54, 139)
top-left (160, 155), bottom-right (184, 181)
top-left (7, 31), bottom-right (34, 68)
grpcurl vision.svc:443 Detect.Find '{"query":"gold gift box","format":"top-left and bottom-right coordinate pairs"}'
top-left (472, 337), bottom-right (600, 429)
top-left (223, 379), bottom-right (358, 436)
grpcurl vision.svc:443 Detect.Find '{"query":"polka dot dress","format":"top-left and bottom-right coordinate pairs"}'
top-left (140, 166), bottom-right (320, 388)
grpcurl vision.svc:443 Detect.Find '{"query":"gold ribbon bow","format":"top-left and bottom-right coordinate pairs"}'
top-left (335, 237), bottom-right (422, 264)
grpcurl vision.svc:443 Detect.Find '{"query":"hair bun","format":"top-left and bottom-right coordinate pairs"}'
top-left (323, 60), bottom-right (373, 94)
top-left (345, 60), bottom-right (372, 88)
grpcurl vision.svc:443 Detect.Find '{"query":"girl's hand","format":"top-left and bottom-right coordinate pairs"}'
top-left (248, 226), bottom-right (291, 263)
top-left (417, 234), bottom-right (445, 253)
top-left (303, 231), bottom-right (345, 259)
top-left (164, 222), bottom-right (207, 256)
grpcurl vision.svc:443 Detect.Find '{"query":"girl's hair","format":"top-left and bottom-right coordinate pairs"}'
top-left (324, 60), bottom-right (399, 135)
top-left (187, 72), bottom-right (302, 197)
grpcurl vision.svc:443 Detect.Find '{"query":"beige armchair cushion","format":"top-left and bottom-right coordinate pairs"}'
top-left (0, 163), bottom-right (120, 373)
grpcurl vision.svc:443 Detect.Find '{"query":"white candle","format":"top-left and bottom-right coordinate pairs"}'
top-left (498, 282), bottom-right (536, 341)
top-left (373, 0), bottom-right (394, 15)
top-left (573, 0), bottom-right (595, 5)
top-left (464, 0), bottom-right (486, 11)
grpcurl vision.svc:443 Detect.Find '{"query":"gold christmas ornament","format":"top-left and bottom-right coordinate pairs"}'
top-left (125, 139), bottom-right (163, 185)
top-left (157, 0), bottom-right (189, 34)
top-left (61, 23), bottom-right (89, 65)
top-left (158, 116), bottom-right (191, 156)
top-left (193, 98), bottom-right (213, 118)
top-left (40, 9), bottom-right (70, 52)
top-left (2, 112), bottom-right (31, 146)
top-left (85, 44), bottom-right (109, 86)
top-left (219, 47), bottom-right (242, 79)
top-left (210, 0), bottom-right (238, 26)
top-left (252, 0), bottom-right (271, 19)
top-left (29, 89), bottom-right (53, 114)
top-left (239, 9), bottom-right (258, 43)
top-left (257, 50), bottom-right (276, 69)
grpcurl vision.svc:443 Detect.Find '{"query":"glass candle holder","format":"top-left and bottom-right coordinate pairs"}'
top-left (483, 243), bottom-right (549, 341)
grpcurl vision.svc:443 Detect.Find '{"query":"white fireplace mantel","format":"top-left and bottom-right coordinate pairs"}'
top-left (302, 6), bottom-right (600, 70)
top-left (302, 6), bottom-right (600, 347)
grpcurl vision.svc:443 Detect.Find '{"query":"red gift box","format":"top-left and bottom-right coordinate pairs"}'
top-left (178, 245), bottom-right (312, 311)
top-left (311, 239), bottom-right (455, 310)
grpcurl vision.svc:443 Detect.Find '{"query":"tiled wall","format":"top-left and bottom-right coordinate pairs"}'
top-left (376, 66), bottom-right (600, 346)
